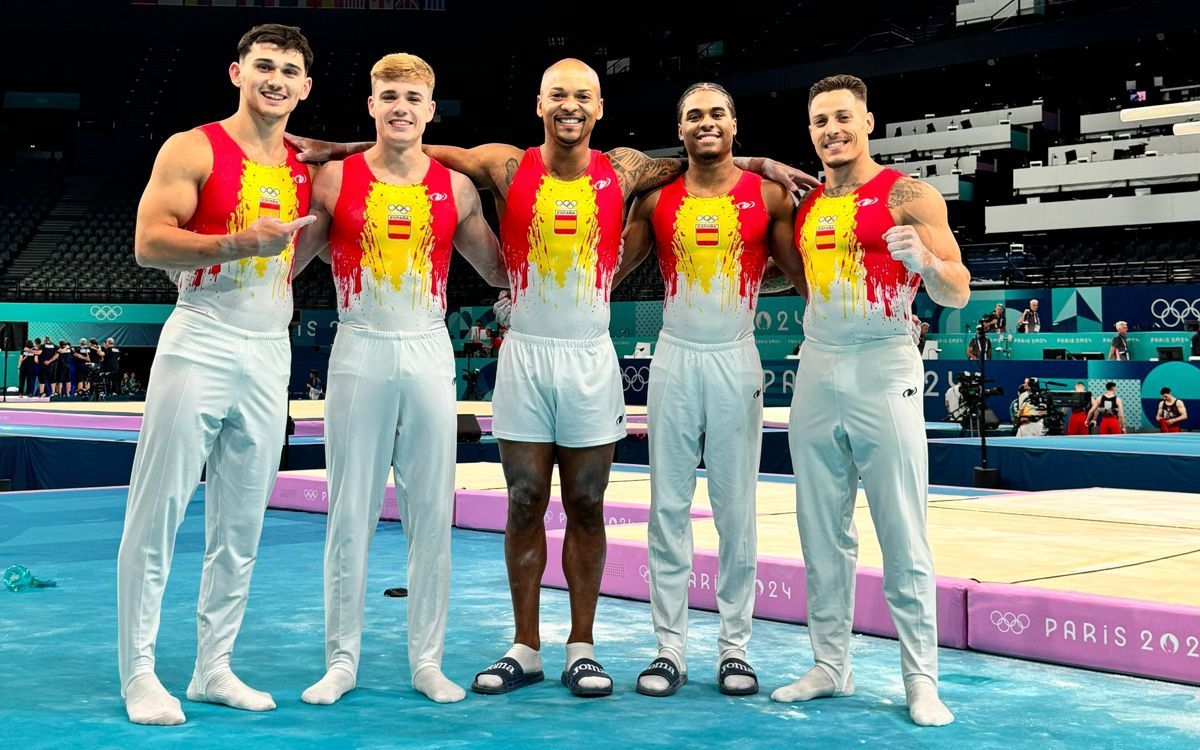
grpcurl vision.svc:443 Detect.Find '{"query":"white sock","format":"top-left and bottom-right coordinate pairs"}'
top-left (719, 649), bottom-right (756, 693)
top-left (637, 648), bottom-right (686, 694)
top-left (475, 644), bottom-right (542, 690)
top-left (124, 673), bottom-right (185, 726)
top-left (565, 642), bottom-right (611, 691)
top-left (413, 665), bottom-right (466, 704)
top-left (186, 669), bottom-right (276, 712)
top-left (771, 666), bottom-right (854, 702)
top-left (907, 679), bottom-right (955, 727)
top-left (301, 665), bottom-right (356, 705)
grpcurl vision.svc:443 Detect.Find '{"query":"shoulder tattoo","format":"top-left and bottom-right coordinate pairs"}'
top-left (887, 178), bottom-right (928, 209)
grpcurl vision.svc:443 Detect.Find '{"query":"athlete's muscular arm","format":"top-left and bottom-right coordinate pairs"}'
top-left (135, 130), bottom-right (316, 273)
top-left (883, 177), bottom-right (971, 309)
top-left (1174, 400), bottom-right (1188, 424)
top-left (608, 148), bottom-right (820, 202)
top-left (423, 144), bottom-right (525, 197)
top-left (449, 171), bottom-right (508, 288)
top-left (606, 148), bottom-right (685, 200)
top-left (285, 133), bottom-right (372, 163)
top-left (614, 191), bottom-right (659, 288)
top-left (733, 157), bottom-right (820, 199)
top-left (761, 181), bottom-right (806, 297)
top-left (291, 162), bottom-right (339, 278)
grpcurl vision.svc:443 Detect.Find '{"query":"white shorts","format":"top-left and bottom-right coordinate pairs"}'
top-left (492, 330), bottom-right (626, 448)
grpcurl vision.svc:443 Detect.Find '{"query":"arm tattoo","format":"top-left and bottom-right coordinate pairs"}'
top-left (607, 147), bottom-right (682, 197)
top-left (503, 158), bottom-right (519, 189)
top-left (887, 178), bottom-right (928, 209)
top-left (823, 182), bottom-right (862, 198)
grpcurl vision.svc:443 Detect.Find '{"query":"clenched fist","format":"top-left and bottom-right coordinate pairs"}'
top-left (883, 225), bottom-right (935, 274)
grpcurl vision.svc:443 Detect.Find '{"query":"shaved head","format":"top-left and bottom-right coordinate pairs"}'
top-left (540, 58), bottom-right (600, 95)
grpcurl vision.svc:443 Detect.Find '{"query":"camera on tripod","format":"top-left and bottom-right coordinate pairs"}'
top-left (958, 371), bottom-right (1003, 402)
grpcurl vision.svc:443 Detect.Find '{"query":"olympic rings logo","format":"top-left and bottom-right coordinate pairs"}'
top-left (386, 204), bottom-right (412, 214)
top-left (555, 200), bottom-right (578, 209)
top-left (990, 610), bottom-right (1030, 635)
top-left (303, 489), bottom-right (318, 501)
top-left (1149, 298), bottom-right (1200, 327)
top-left (622, 365), bottom-right (650, 392)
top-left (638, 564), bottom-right (650, 583)
top-left (259, 186), bottom-right (281, 197)
top-left (89, 305), bottom-right (124, 321)
top-left (696, 214), bottom-right (720, 223)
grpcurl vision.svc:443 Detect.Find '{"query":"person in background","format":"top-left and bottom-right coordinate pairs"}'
top-left (1108, 321), bottom-right (1129, 360)
top-left (1014, 378), bottom-right (1046, 437)
top-left (74, 338), bottom-right (93, 398)
top-left (981, 303), bottom-right (1006, 333)
top-left (916, 321), bottom-right (930, 354)
top-left (56, 339), bottom-right (74, 397)
top-left (1156, 387), bottom-right (1187, 432)
top-left (38, 335), bottom-right (58, 396)
top-left (19, 339), bottom-right (36, 397)
top-left (1086, 382), bottom-right (1124, 434)
top-left (306, 369), bottom-right (323, 400)
top-left (1065, 382), bottom-right (1090, 435)
top-left (966, 334), bottom-right (991, 360)
top-left (1016, 299), bottom-right (1040, 333)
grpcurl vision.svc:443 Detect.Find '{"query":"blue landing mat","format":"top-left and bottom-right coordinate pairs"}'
top-left (2, 486), bottom-right (1198, 749)
top-left (928, 434), bottom-right (1200, 492)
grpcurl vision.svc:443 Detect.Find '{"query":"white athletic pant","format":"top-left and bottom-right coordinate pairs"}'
top-left (647, 332), bottom-right (763, 663)
top-left (117, 307), bottom-right (290, 694)
top-left (321, 325), bottom-right (457, 679)
top-left (788, 336), bottom-right (938, 689)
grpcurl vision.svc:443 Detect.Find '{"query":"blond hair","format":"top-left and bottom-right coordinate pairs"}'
top-left (370, 53), bottom-right (435, 91)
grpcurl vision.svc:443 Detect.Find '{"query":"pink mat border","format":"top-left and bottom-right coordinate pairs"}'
top-left (266, 471), bottom-right (1200, 685)
top-left (968, 582), bottom-right (1200, 686)
top-left (542, 532), bottom-right (970, 649)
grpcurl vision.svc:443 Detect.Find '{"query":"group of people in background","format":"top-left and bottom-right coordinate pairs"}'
top-left (16, 336), bottom-right (131, 398)
top-left (1005, 379), bottom-right (1188, 435)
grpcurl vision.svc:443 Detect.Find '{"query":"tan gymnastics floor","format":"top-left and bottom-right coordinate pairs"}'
top-left (288, 463), bottom-right (983, 525)
top-left (607, 486), bottom-right (1200, 608)
top-left (0, 399), bottom-right (647, 420)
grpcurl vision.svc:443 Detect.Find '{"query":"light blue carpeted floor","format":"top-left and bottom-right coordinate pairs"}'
top-left (1, 486), bottom-right (1198, 749)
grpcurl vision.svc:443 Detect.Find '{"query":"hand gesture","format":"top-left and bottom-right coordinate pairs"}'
top-left (762, 159), bottom-right (820, 199)
top-left (883, 225), bottom-right (935, 274)
top-left (236, 215), bottom-right (317, 259)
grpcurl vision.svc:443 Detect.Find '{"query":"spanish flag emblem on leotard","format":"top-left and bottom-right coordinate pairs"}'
top-left (258, 186), bottom-right (281, 220)
top-left (554, 199), bottom-right (578, 235)
top-left (695, 214), bottom-right (719, 247)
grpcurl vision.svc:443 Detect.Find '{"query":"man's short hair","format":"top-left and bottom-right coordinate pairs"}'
top-left (1115, 320), bottom-right (1127, 329)
top-left (1075, 381), bottom-right (1086, 388)
top-left (808, 74), bottom-right (867, 109)
top-left (1106, 382), bottom-right (1117, 390)
top-left (676, 82), bottom-right (736, 122)
top-left (237, 24), bottom-right (313, 74)
top-left (371, 53), bottom-right (435, 92)
top-left (1161, 387), bottom-right (1172, 395)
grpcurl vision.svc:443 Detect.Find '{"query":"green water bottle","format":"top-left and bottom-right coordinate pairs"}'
top-left (3, 564), bottom-right (57, 592)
